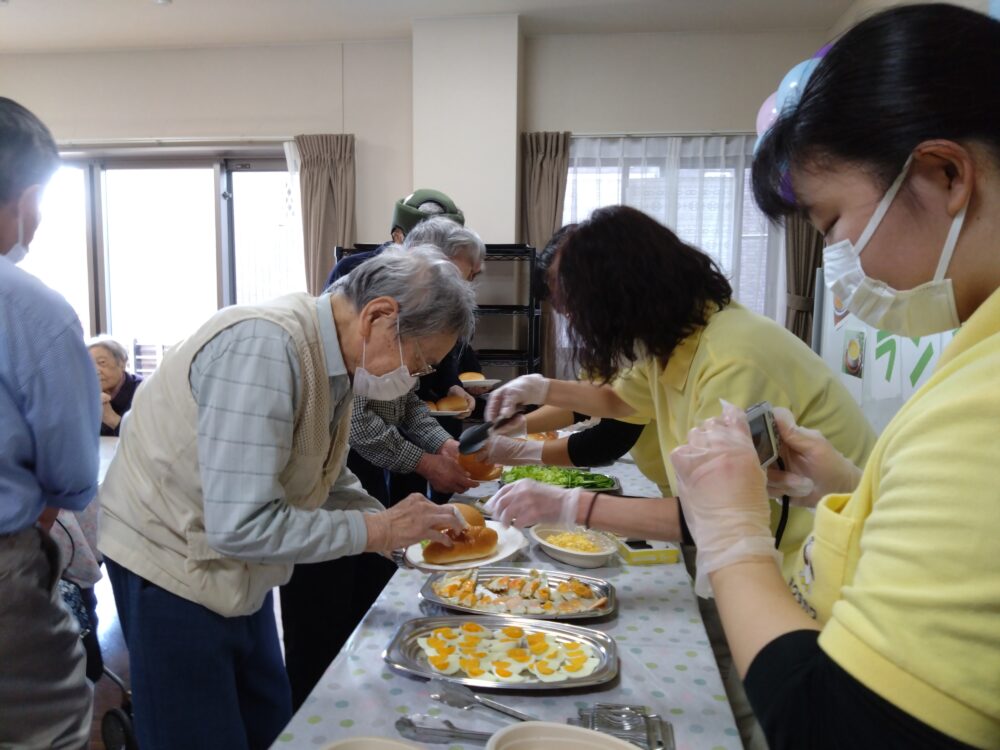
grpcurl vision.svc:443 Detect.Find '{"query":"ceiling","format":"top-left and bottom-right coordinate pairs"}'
top-left (0, 0), bottom-right (849, 54)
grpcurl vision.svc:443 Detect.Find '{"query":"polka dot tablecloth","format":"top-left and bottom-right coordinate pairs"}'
top-left (274, 461), bottom-right (741, 750)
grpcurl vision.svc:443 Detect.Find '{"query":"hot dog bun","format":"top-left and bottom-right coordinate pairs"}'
top-left (452, 503), bottom-right (485, 527)
top-left (423, 525), bottom-right (498, 564)
top-left (458, 372), bottom-right (485, 382)
top-left (435, 394), bottom-right (468, 412)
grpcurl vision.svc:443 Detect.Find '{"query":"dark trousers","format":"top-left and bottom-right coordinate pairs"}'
top-left (105, 559), bottom-right (291, 750)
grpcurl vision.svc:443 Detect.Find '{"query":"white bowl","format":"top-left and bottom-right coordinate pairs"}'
top-left (486, 721), bottom-right (636, 750)
top-left (529, 526), bottom-right (617, 569)
top-left (321, 737), bottom-right (421, 750)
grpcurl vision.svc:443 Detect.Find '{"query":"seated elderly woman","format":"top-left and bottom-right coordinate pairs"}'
top-left (88, 336), bottom-right (142, 436)
top-left (98, 246), bottom-right (476, 750)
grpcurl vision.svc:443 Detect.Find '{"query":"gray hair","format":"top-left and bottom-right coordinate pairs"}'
top-left (0, 98), bottom-right (59, 204)
top-left (403, 216), bottom-right (486, 268)
top-left (332, 245), bottom-right (477, 341)
top-left (87, 335), bottom-right (129, 365)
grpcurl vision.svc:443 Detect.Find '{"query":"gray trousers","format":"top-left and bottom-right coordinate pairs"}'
top-left (0, 527), bottom-right (92, 750)
top-left (683, 545), bottom-right (769, 750)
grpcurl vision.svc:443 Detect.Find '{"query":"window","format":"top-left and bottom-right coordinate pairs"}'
top-left (19, 166), bottom-right (92, 334)
top-left (14, 150), bottom-right (304, 374)
top-left (105, 167), bottom-right (219, 356)
top-left (231, 169), bottom-right (305, 304)
top-left (564, 135), bottom-right (782, 319)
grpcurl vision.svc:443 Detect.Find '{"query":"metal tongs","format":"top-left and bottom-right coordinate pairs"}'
top-left (429, 679), bottom-right (537, 722)
top-left (458, 409), bottom-right (526, 455)
top-left (395, 714), bottom-right (493, 745)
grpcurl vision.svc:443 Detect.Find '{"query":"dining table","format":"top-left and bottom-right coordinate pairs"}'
top-left (273, 459), bottom-right (742, 750)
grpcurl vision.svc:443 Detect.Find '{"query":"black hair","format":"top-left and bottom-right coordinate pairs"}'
top-left (554, 205), bottom-right (732, 383)
top-left (753, 3), bottom-right (1000, 221)
top-left (533, 223), bottom-right (577, 302)
top-left (0, 98), bottom-right (59, 205)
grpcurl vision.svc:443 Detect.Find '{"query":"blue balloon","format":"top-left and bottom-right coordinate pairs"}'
top-left (775, 58), bottom-right (820, 113)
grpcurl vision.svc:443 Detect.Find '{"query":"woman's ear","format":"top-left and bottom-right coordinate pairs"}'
top-left (913, 140), bottom-right (976, 218)
top-left (357, 296), bottom-right (400, 339)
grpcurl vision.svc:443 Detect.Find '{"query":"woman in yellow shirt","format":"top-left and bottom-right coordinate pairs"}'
top-left (668, 5), bottom-right (1000, 748)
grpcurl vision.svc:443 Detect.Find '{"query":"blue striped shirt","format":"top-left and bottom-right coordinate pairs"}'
top-left (0, 254), bottom-right (101, 533)
top-left (189, 295), bottom-right (379, 563)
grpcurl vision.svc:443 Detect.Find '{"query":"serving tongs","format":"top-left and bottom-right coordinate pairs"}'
top-left (458, 409), bottom-right (526, 455)
top-left (429, 679), bottom-right (538, 722)
top-left (396, 714), bottom-right (493, 744)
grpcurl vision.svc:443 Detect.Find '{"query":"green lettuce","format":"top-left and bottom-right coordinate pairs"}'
top-left (500, 465), bottom-right (616, 490)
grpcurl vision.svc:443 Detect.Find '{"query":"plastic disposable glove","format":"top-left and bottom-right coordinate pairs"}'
top-left (669, 401), bottom-right (781, 598)
top-left (448, 385), bottom-right (476, 419)
top-left (766, 407), bottom-right (863, 507)
top-left (480, 435), bottom-right (544, 466)
top-left (483, 480), bottom-right (581, 530)
top-left (485, 374), bottom-right (550, 422)
top-left (364, 493), bottom-right (464, 553)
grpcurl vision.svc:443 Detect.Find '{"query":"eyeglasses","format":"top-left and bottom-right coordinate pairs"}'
top-left (409, 338), bottom-right (436, 377)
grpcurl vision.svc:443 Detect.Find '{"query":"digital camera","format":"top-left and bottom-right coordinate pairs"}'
top-left (745, 401), bottom-right (781, 468)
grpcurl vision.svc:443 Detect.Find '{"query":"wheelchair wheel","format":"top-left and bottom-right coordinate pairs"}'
top-left (101, 706), bottom-right (139, 750)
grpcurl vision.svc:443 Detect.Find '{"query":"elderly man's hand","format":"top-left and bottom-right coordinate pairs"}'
top-left (417, 451), bottom-right (479, 493)
top-left (363, 494), bottom-right (464, 552)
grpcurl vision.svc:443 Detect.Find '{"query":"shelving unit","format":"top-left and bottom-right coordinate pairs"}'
top-left (473, 244), bottom-right (542, 374)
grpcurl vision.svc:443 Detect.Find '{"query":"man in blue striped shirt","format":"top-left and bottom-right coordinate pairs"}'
top-left (0, 97), bottom-right (102, 748)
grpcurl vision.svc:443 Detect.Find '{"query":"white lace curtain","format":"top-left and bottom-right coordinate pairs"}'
top-left (563, 134), bottom-right (784, 320)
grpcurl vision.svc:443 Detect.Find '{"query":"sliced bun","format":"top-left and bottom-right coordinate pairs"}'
top-left (423, 400), bottom-right (438, 411)
top-left (458, 372), bottom-right (485, 382)
top-left (435, 395), bottom-right (468, 412)
top-left (424, 525), bottom-right (498, 564)
top-left (452, 503), bottom-right (485, 527)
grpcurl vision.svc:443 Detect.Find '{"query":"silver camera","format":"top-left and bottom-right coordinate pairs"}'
top-left (745, 401), bottom-right (781, 468)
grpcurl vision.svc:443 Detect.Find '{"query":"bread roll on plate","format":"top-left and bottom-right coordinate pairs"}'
top-left (458, 372), bottom-right (485, 382)
top-left (423, 525), bottom-right (498, 564)
top-left (452, 503), bottom-right (485, 527)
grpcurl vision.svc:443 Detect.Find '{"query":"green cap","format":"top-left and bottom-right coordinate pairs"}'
top-left (391, 188), bottom-right (464, 237)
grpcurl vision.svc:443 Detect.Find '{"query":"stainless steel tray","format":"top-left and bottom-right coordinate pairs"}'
top-left (383, 615), bottom-right (618, 691)
top-left (419, 566), bottom-right (617, 620)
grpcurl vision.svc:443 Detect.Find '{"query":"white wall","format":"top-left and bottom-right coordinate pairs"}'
top-left (0, 39), bottom-right (413, 241)
top-left (412, 15), bottom-right (521, 243)
top-left (524, 30), bottom-right (826, 134)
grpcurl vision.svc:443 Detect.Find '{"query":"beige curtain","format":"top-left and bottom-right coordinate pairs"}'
top-left (295, 134), bottom-right (357, 295)
top-left (784, 213), bottom-right (824, 345)
top-left (521, 131), bottom-right (571, 377)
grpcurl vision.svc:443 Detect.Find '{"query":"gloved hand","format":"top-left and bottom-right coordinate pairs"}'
top-left (364, 493), bottom-right (464, 553)
top-left (485, 374), bottom-right (550, 422)
top-left (483, 480), bottom-right (581, 529)
top-left (448, 385), bottom-right (476, 419)
top-left (767, 407), bottom-right (863, 507)
top-left (491, 414), bottom-right (527, 438)
top-left (669, 400), bottom-right (781, 598)
top-left (480, 435), bottom-right (544, 466)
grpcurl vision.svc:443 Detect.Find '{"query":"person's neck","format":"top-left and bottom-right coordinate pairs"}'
top-left (107, 371), bottom-right (127, 399)
top-left (330, 294), bottom-right (360, 376)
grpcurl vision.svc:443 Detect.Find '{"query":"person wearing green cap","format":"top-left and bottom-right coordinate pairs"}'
top-left (324, 187), bottom-right (464, 287)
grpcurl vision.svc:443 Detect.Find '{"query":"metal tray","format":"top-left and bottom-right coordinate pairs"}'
top-left (419, 566), bottom-right (617, 620)
top-left (383, 615), bottom-right (618, 691)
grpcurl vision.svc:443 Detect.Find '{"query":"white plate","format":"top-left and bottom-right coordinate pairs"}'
top-left (458, 379), bottom-right (502, 389)
top-left (404, 520), bottom-right (525, 572)
top-left (427, 410), bottom-right (464, 417)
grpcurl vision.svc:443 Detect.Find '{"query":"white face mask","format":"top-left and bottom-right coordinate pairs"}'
top-left (4, 216), bottom-right (29, 265)
top-left (352, 318), bottom-right (418, 401)
top-left (823, 155), bottom-right (966, 337)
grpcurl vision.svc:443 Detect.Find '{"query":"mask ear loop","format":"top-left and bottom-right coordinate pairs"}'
top-left (855, 155), bottom-right (914, 256)
top-left (933, 201), bottom-right (968, 281)
top-left (395, 316), bottom-right (406, 368)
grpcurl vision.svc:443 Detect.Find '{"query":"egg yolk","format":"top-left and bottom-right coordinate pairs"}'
top-left (507, 648), bottom-right (531, 663)
top-left (501, 626), bottom-right (523, 638)
top-left (529, 640), bottom-right (549, 655)
top-left (461, 622), bottom-right (485, 633)
top-left (433, 627), bottom-right (457, 640)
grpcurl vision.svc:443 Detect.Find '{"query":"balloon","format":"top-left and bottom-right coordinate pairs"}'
top-left (776, 58), bottom-right (820, 113)
top-left (755, 91), bottom-right (779, 137)
top-left (813, 42), bottom-right (834, 59)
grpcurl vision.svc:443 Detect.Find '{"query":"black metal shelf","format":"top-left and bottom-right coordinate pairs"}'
top-left (476, 304), bottom-right (542, 316)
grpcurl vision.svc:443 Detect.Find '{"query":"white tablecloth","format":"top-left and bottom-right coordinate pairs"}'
top-left (274, 462), bottom-right (741, 750)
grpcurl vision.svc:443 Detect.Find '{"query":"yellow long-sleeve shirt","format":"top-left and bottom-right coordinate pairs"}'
top-left (613, 302), bottom-right (876, 579)
top-left (808, 287), bottom-right (1000, 749)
